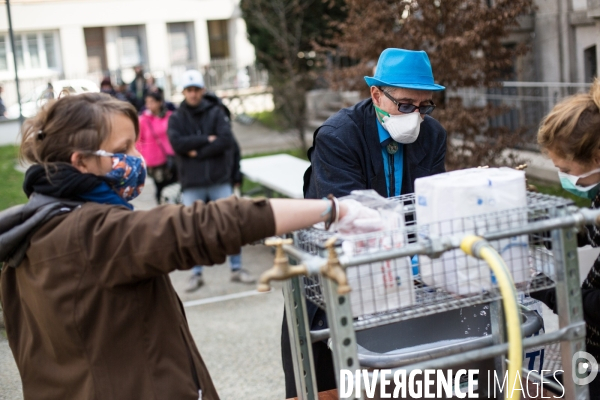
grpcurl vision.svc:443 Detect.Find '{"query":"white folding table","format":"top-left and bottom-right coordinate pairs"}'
top-left (240, 154), bottom-right (310, 199)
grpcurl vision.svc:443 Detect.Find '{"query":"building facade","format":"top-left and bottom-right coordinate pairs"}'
top-left (529, 0), bottom-right (599, 83)
top-left (0, 0), bottom-right (258, 106)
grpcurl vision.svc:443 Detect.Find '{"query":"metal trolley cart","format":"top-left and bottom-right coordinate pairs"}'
top-left (259, 192), bottom-right (600, 399)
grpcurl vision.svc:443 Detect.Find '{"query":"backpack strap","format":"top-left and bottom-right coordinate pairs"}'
top-left (302, 125), bottom-right (323, 197)
top-left (0, 194), bottom-right (83, 269)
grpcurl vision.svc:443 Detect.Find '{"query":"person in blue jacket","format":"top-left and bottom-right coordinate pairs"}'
top-left (282, 48), bottom-right (448, 397)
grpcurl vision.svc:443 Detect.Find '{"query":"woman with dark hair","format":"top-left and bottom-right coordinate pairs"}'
top-left (137, 90), bottom-right (176, 203)
top-left (0, 92), bottom-right (379, 400)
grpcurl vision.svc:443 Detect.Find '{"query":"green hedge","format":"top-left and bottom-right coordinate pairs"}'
top-left (0, 145), bottom-right (26, 211)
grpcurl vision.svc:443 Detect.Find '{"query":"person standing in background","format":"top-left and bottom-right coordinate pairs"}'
top-left (129, 65), bottom-right (148, 112)
top-left (115, 79), bottom-right (134, 103)
top-left (137, 90), bottom-right (176, 204)
top-left (168, 69), bottom-right (255, 291)
top-left (100, 77), bottom-right (117, 97)
top-left (146, 75), bottom-right (159, 93)
top-left (42, 83), bottom-right (54, 100)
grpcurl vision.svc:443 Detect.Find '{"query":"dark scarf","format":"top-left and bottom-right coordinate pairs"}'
top-left (23, 164), bottom-right (133, 209)
top-left (583, 192), bottom-right (600, 253)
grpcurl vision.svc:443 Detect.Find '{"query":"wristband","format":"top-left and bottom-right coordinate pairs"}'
top-left (324, 194), bottom-right (339, 231)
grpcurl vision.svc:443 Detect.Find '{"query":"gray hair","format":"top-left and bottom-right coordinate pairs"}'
top-left (378, 86), bottom-right (400, 94)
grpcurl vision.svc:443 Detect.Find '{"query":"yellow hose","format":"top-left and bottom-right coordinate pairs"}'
top-left (460, 235), bottom-right (522, 400)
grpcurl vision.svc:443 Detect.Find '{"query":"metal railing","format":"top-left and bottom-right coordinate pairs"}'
top-left (589, 0), bottom-right (600, 11)
top-left (452, 82), bottom-right (593, 148)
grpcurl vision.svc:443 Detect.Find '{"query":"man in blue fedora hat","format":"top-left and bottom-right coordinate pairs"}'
top-left (282, 48), bottom-right (448, 397)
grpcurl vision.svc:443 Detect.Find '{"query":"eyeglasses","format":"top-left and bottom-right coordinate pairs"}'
top-left (378, 87), bottom-right (436, 115)
top-left (92, 150), bottom-right (115, 157)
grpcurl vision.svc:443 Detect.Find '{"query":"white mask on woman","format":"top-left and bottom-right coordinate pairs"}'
top-left (375, 105), bottom-right (423, 144)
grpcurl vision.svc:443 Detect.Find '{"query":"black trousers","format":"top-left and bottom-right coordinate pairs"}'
top-left (281, 306), bottom-right (337, 398)
top-left (154, 179), bottom-right (171, 204)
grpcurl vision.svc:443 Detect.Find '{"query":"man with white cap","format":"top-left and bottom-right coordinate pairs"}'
top-left (283, 48), bottom-right (448, 397)
top-left (168, 69), bottom-right (255, 291)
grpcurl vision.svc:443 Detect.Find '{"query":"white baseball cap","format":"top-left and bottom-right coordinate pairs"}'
top-left (182, 69), bottom-right (205, 89)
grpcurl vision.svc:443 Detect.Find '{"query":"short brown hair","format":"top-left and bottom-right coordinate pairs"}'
top-left (537, 78), bottom-right (600, 164)
top-left (20, 93), bottom-right (139, 166)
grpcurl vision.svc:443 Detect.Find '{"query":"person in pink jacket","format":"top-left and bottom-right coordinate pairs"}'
top-left (137, 90), bottom-right (177, 203)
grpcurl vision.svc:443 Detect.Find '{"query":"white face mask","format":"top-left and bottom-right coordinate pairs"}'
top-left (375, 105), bottom-right (423, 144)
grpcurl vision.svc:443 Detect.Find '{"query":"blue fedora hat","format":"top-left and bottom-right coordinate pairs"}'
top-left (364, 48), bottom-right (445, 91)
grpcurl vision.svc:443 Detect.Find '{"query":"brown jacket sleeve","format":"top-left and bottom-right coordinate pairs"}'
top-left (77, 196), bottom-right (275, 286)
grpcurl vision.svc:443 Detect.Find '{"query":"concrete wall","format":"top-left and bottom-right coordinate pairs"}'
top-left (145, 21), bottom-right (170, 72)
top-left (532, 3), bottom-right (562, 82)
top-left (531, 0), bottom-right (600, 83)
top-left (230, 18), bottom-right (256, 69)
top-left (575, 23), bottom-right (599, 82)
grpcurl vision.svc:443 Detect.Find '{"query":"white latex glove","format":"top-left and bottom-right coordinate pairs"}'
top-left (336, 199), bottom-right (384, 234)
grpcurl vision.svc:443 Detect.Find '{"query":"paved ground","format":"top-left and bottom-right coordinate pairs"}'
top-left (0, 248), bottom-right (287, 400)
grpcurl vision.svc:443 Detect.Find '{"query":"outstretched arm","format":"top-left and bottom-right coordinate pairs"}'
top-left (270, 198), bottom-right (347, 235)
top-left (85, 197), bottom-right (377, 287)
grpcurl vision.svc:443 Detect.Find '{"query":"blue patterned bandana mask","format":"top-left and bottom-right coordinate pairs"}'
top-left (94, 150), bottom-right (147, 201)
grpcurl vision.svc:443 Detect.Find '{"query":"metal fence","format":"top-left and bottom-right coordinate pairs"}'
top-left (589, 0), bottom-right (600, 10)
top-left (164, 59), bottom-right (269, 97)
top-left (453, 82), bottom-right (593, 149)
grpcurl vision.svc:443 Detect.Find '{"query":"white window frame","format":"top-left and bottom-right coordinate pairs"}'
top-left (117, 25), bottom-right (147, 69)
top-left (167, 22), bottom-right (197, 67)
top-left (1, 30), bottom-right (61, 74)
top-left (0, 35), bottom-right (9, 71)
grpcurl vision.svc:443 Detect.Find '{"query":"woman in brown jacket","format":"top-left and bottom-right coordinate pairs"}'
top-left (0, 93), bottom-right (376, 400)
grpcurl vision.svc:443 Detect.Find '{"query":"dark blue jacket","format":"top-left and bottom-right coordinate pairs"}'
top-left (283, 97), bottom-right (447, 398)
top-left (304, 98), bottom-right (447, 198)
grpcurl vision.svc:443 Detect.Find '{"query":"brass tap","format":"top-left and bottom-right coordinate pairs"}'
top-left (321, 237), bottom-right (351, 295)
top-left (257, 238), bottom-right (308, 292)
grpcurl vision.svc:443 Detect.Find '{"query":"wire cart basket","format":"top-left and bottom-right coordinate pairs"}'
top-left (269, 192), bottom-right (600, 399)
